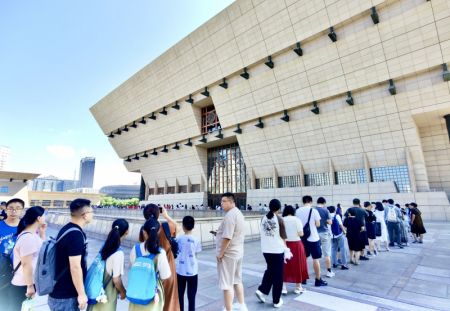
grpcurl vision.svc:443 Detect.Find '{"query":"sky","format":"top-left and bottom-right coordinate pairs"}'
top-left (0, 0), bottom-right (235, 188)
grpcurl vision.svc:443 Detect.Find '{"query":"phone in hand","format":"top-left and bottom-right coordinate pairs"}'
top-left (159, 207), bottom-right (163, 213)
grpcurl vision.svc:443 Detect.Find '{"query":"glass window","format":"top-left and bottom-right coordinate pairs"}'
top-left (191, 184), bottom-right (200, 192)
top-left (0, 186), bottom-right (8, 193)
top-left (370, 165), bottom-right (411, 192)
top-left (30, 200), bottom-right (40, 206)
top-left (278, 175), bottom-right (301, 188)
top-left (207, 143), bottom-right (247, 194)
top-left (157, 187), bottom-right (164, 195)
top-left (178, 185), bottom-right (187, 193)
top-left (41, 200), bottom-right (51, 207)
top-left (148, 188), bottom-right (155, 195)
top-left (167, 186), bottom-right (175, 194)
top-left (201, 105), bottom-right (221, 134)
top-left (53, 200), bottom-right (64, 207)
top-left (255, 177), bottom-right (274, 189)
top-left (304, 173), bottom-right (332, 187)
top-left (335, 169), bottom-right (367, 185)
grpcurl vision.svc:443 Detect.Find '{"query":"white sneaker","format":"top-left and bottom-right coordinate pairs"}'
top-left (326, 270), bottom-right (335, 278)
top-left (255, 290), bottom-right (266, 303)
top-left (282, 287), bottom-right (288, 295)
top-left (274, 298), bottom-right (283, 308)
top-left (236, 303), bottom-right (248, 311)
top-left (294, 287), bottom-right (306, 294)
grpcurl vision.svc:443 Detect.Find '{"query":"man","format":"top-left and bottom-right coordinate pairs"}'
top-left (316, 197), bottom-right (334, 277)
top-left (0, 198), bottom-right (24, 306)
top-left (345, 198), bottom-right (369, 260)
top-left (215, 192), bottom-right (247, 311)
top-left (0, 201), bottom-right (7, 220)
top-left (385, 199), bottom-right (403, 249)
top-left (296, 195), bottom-right (327, 287)
top-left (48, 198), bottom-right (93, 311)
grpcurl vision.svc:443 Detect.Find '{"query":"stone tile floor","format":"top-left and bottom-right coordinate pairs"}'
top-left (31, 222), bottom-right (449, 311)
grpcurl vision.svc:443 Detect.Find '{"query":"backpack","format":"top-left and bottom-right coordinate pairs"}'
top-left (301, 209), bottom-right (313, 242)
top-left (0, 232), bottom-right (31, 290)
top-left (126, 244), bottom-right (159, 305)
top-left (85, 253), bottom-right (113, 305)
top-left (35, 227), bottom-right (85, 296)
top-left (331, 215), bottom-right (342, 237)
top-left (387, 207), bottom-right (398, 222)
top-left (162, 222), bottom-right (179, 259)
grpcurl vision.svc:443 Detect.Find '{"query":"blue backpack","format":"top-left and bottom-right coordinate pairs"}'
top-left (126, 244), bottom-right (159, 305)
top-left (331, 215), bottom-right (342, 237)
top-left (85, 253), bottom-right (113, 305)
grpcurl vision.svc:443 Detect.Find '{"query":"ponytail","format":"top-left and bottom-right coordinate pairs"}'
top-left (17, 206), bottom-right (45, 235)
top-left (101, 218), bottom-right (129, 260)
top-left (142, 218), bottom-right (160, 255)
top-left (267, 199), bottom-right (281, 220)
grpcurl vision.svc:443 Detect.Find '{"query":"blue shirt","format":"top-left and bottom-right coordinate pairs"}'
top-left (176, 234), bottom-right (202, 276)
top-left (0, 220), bottom-right (18, 255)
top-left (316, 207), bottom-right (331, 233)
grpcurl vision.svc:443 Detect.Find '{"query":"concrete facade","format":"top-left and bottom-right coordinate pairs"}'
top-left (91, 0), bottom-right (450, 220)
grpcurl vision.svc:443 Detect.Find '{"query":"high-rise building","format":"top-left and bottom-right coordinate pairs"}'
top-left (78, 157), bottom-right (95, 188)
top-left (30, 176), bottom-right (78, 192)
top-left (0, 146), bottom-right (11, 170)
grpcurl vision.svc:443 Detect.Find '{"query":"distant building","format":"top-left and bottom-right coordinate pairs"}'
top-left (0, 170), bottom-right (40, 203)
top-left (0, 146), bottom-right (11, 170)
top-left (79, 157), bottom-right (95, 188)
top-left (30, 176), bottom-right (77, 192)
top-left (100, 185), bottom-right (140, 199)
top-left (29, 190), bottom-right (103, 208)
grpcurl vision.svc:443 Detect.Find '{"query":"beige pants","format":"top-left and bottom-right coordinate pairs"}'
top-left (217, 256), bottom-right (243, 290)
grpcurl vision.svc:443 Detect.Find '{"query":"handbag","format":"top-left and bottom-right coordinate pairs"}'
top-left (375, 222), bottom-right (382, 237)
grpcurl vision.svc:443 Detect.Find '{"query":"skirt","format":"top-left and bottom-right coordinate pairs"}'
top-left (366, 222), bottom-right (376, 240)
top-left (283, 240), bottom-right (309, 283)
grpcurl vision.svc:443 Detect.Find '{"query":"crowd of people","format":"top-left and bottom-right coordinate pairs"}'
top-left (0, 193), bottom-right (427, 311)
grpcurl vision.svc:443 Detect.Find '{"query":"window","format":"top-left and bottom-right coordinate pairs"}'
top-left (53, 200), bottom-right (64, 207)
top-left (201, 105), bottom-right (221, 134)
top-left (278, 176), bottom-right (301, 188)
top-left (255, 178), bottom-right (274, 189)
top-left (207, 143), bottom-right (247, 194)
top-left (149, 188), bottom-right (154, 195)
top-left (30, 200), bottom-right (40, 206)
top-left (167, 186), bottom-right (175, 194)
top-left (304, 173), bottom-right (332, 186)
top-left (65, 201), bottom-right (72, 207)
top-left (0, 186), bottom-right (8, 193)
top-left (191, 184), bottom-right (200, 192)
top-left (41, 200), bottom-right (51, 207)
top-left (157, 187), bottom-right (165, 195)
top-left (371, 165), bottom-right (411, 192)
top-left (335, 169), bottom-right (367, 185)
top-left (179, 185), bottom-right (187, 193)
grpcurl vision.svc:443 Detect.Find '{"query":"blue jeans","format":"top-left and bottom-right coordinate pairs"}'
top-left (48, 297), bottom-right (78, 311)
top-left (387, 222), bottom-right (401, 245)
top-left (331, 234), bottom-right (348, 266)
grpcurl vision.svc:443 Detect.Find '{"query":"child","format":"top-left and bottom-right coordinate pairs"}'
top-left (176, 216), bottom-right (202, 311)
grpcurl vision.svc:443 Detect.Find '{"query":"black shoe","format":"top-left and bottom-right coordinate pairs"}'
top-left (302, 280), bottom-right (307, 285)
top-left (389, 243), bottom-right (394, 247)
top-left (315, 278), bottom-right (328, 287)
top-left (333, 264), bottom-right (338, 269)
top-left (341, 265), bottom-right (349, 270)
top-left (398, 245), bottom-right (404, 249)
top-left (360, 256), bottom-right (369, 261)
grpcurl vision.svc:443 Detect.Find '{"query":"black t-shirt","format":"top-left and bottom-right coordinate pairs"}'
top-left (50, 223), bottom-right (87, 299)
top-left (345, 207), bottom-right (367, 227)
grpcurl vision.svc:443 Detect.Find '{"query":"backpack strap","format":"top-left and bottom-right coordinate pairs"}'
top-left (307, 208), bottom-right (312, 223)
top-left (135, 244), bottom-right (142, 258)
top-left (162, 222), bottom-right (172, 240)
top-left (56, 227), bottom-right (85, 244)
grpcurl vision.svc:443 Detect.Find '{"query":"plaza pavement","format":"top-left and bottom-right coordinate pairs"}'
top-left (32, 222), bottom-right (450, 311)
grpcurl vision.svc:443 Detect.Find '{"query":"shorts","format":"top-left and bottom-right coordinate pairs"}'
top-left (48, 297), bottom-right (78, 311)
top-left (319, 232), bottom-right (332, 257)
top-left (304, 240), bottom-right (322, 259)
top-left (217, 256), bottom-right (243, 290)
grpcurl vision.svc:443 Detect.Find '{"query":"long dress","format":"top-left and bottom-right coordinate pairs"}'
top-left (373, 210), bottom-right (388, 243)
top-left (411, 208), bottom-right (426, 235)
top-left (158, 221), bottom-right (180, 311)
top-left (284, 241), bottom-right (309, 283)
top-left (344, 216), bottom-right (363, 251)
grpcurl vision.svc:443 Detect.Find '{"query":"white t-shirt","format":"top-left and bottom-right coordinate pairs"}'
top-left (106, 249), bottom-right (125, 277)
top-left (130, 243), bottom-right (172, 280)
top-left (283, 215), bottom-right (303, 242)
top-left (176, 234), bottom-right (202, 276)
top-left (295, 206), bottom-right (321, 242)
top-left (260, 215), bottom-right (285, 254)
top-left (12, 232), bottom-right (43, 286)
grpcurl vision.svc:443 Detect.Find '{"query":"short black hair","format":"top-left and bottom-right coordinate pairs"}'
top-left (6, 198), bottom-right (25, 208)
top-left (327, 205), bottom-right (336, 213)
top-left (282, 205), bottom-right (296, 217)
top-left (0, 201), bottom-right (6, 206)
top-left (382, 199), bottom-right (387, 203)
top-left (70, 198), bottom-right (91, 214)
top-left (302, 195), bottom-right (313, 204)
top-left (182, 216), bottom-right (195, 231)
top-left (364, 201), bottom-right (371, 208)
top-left (353, 198), bottom-right (360, 206)
top-left (221, 192), bottom-right (235, 202)
top-left (387, 199), bottom-right (394, 205)
top-left (317, 197), bottom-right (326, 204)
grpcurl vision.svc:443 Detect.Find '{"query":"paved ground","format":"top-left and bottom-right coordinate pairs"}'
top-left (32, 222), bottom-right (450, 311)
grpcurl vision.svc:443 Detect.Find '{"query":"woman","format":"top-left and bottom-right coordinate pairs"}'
top-left (255, 199), bottom-right (287, 308)
top-left (364, 202), bottom-right (377, 256)
top-left (10, 206), bottom-right (47, 311)
top-left (143, 204), bottom-right (179, 311)
top-left (343, 208), bottom-right (363, 265)
top-left (373, 202), bottom-right (389, 252)
top-left (327, 205), bottom-right (349, 270)
top-left (409, 203), bottom-right (426, 243)
top-left (89, 219), bottom-right (129, 311)
top-left (129, 218), bottom-right (171, 311)
top-left (282, 205), bottom-right (308, 295)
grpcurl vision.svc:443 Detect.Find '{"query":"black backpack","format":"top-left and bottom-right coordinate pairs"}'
top-left (162, 222), bottom-right (179, 259)
top-left (301, 209), bottom-right (313, 242)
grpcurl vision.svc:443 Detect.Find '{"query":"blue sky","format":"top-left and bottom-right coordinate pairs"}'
top-left (0, 0), bottom-right (234, 188)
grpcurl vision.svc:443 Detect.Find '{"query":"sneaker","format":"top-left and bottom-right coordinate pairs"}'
top-left (332, 264), bottom-right (338, 269)
top-left (315, 278), bottom-right (328, 287)
top-left (398, 245), bottom-right (404, 249)
top-left (255, 290), bottom-right (266, 303)
top-left (274, 298), bottom-right (283, 308)
top-left (326, 270), bottom-right (335, 278)
top-left (373, 250), bottom-right (378, 256)
top-left (341, 265), bottom-right (349, 270)
top-left (294, 287), bottom-right (306, 294)
top-left (412, 240), bottom-right (418, 243)
top-left (419, 241), bottom-right (423, 244)
top-left (302, 280), bottom-right (307, 285)
top-left (367, 252), bottom-right (372, 257)
top-left (360, 256), bottom-right (369, 261)
top-left (238, 303), bottom-right (249, 311)
top-left (282, 288), bottom-right (288, 295)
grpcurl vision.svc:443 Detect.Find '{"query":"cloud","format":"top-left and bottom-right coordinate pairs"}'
top-left (46, 145), bottom-right (75, 159)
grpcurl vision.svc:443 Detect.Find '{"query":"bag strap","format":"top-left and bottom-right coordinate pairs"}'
top-left (307, 208), bottom-right (312, 223)
top-left (162, 222), bottom-right (172, 240)
top-left (135, 244), bottom-right (142, 258)
top-left (56, 227), bottom-right (85, 244)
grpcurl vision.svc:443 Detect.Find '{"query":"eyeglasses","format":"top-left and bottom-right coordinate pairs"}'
top-left (6, 207), bottom-right (24, 212)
